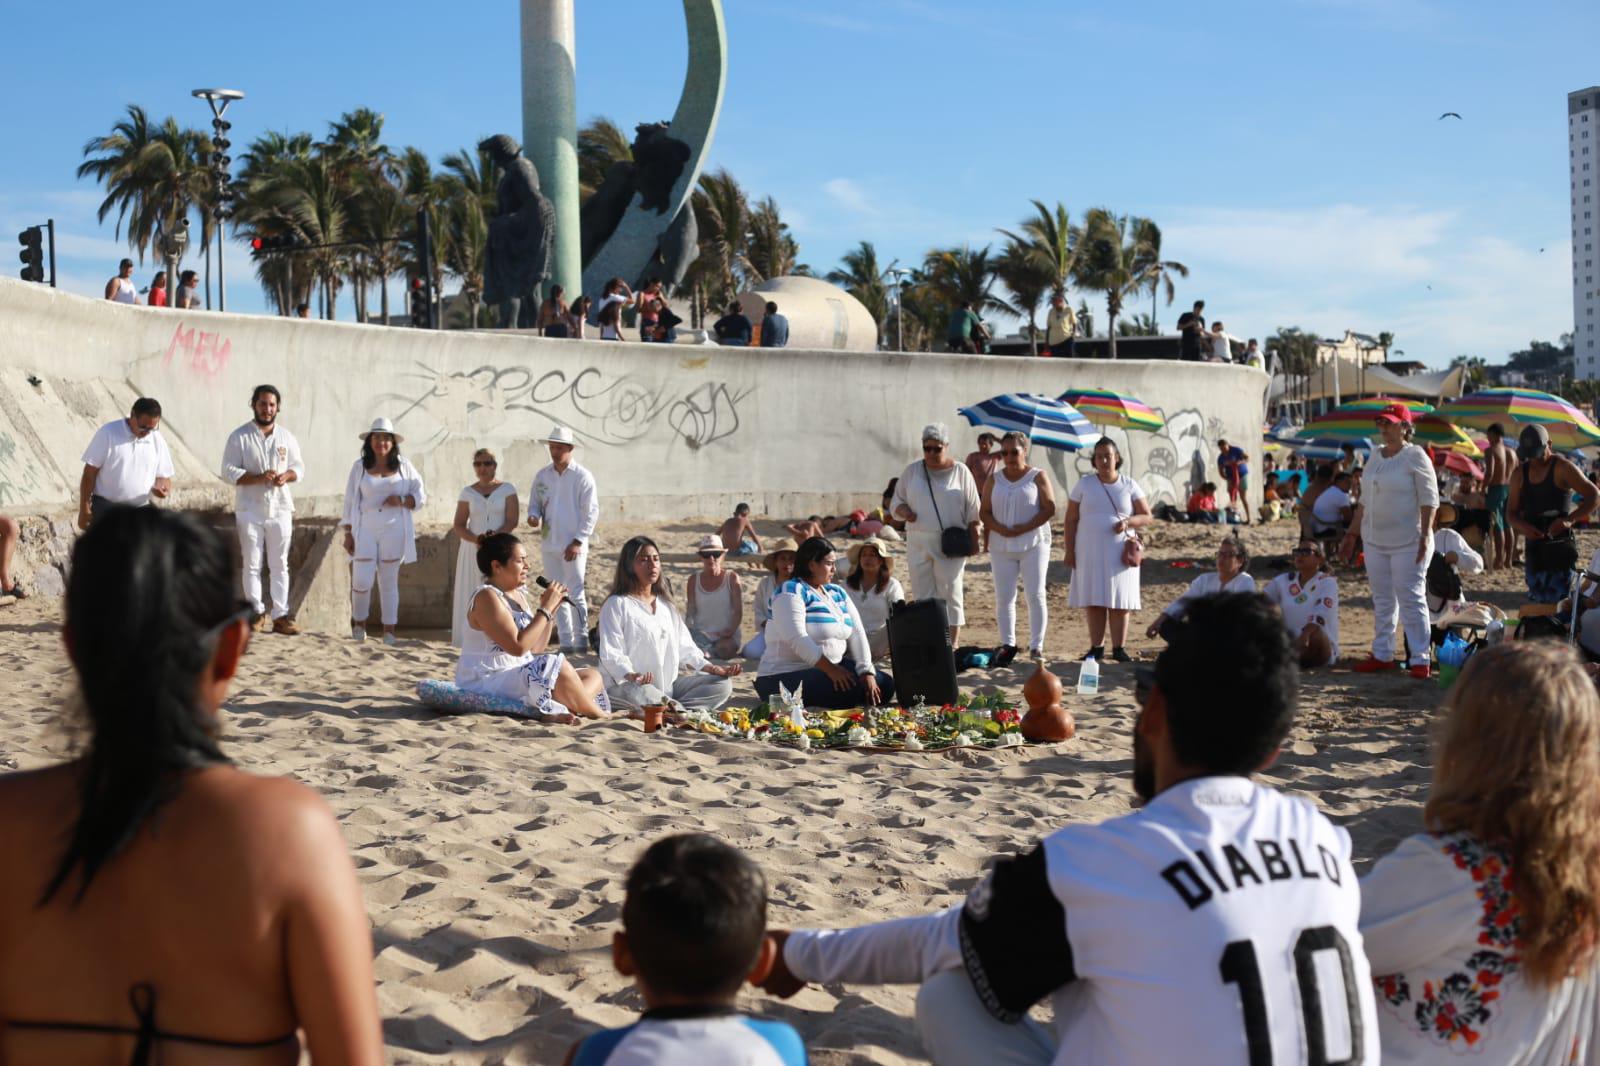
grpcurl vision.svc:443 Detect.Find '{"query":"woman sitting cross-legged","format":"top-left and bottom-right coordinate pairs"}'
top-left (1262, 538), bottom-right (1340, 668)
top-left (1146, 534), bottom-right (1255, 642)
top-left (756, 536), bottom-right (895, 709)
top-left (685, 533), bottom-right (743, 660)
top-left (598, 535), bottom-right (741, 714)
top-left (741, 547), bottom-right (796, 660)
top-left (457, 533), bottom-right (611, 721)
top-left (0, 507), bottom-right (385, 1064)
top-left (1360, 640), bottom-right (1600, 1063)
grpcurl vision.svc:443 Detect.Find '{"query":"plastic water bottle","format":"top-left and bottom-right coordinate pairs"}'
top-left (1077, 656), bottom-right (1100, 696)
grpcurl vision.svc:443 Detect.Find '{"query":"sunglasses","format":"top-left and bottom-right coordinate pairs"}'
top-left (1001, 448), bottom-right (1022, 456)
top-left (1292, 547), bottom-right (1321, 556)
top-left (922, 443), bottom-right (944, 452)
top-left (473, 460), bottom-right (497, 467)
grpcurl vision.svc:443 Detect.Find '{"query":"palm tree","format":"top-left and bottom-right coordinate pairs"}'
top-left (923, 245), bottom-right (1003, 313)
top-left (1116, 312), bottom-right (1159, 337)
top-left (350, 175), bottom-right (410, 325)
top-left (1075, 208), bottom-right (1149, 359)
top-left (688, 168), bottom-right (754, 314)
top-left (443, 191), bottom-right (489, 327)
top-left (78, 105), bottom-right (213, 269)
top-left (994, 240), bottom-right (1054, 354)
top-left (826, 241), bottom-right (890, 345)
top-left (745, 196), bottom-right (801, 283)
top-left (258, 155), bottom-right (350, 319)
top-left (236, 131), bottom-right (320, 314)
top-left (398, 146), bottom-right (449, 299)
top-left (578, 117), bottom-right (633, 202)
top-left (1130, 219), bottom-right (1187, 332)
top-left (996, 199), bottom-right (1081, 299)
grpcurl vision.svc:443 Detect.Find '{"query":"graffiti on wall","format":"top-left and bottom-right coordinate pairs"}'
top-left (0, 430), bottom-right (43, 507)
top-left (381, 362), bottom-right (754, 454)
top-left (164, 323), bottom-right (232, 381)
top-left (1047, 407), bottom-right (1231, 508)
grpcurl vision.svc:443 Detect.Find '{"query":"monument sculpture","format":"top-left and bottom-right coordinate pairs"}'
top-left (579, 123), bottom-right (700, 293)
top-left (479, 134), bottom-right (556, 330)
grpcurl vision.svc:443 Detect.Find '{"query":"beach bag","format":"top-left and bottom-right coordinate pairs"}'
top-left (924, 462), bottom-right (975, 558)
top-left (1425, 551), bottom-right (1462, 603)
top-left (1527, 535), bottom-right (1579, 574)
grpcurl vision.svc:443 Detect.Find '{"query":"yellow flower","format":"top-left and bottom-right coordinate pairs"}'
top-left (806, 728), bottom-right (825, 739)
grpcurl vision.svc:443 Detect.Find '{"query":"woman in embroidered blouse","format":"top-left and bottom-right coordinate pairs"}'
top-left (756, 537), bottom-right (895, 709)
top-left (1359, 641), bottom-right (1600, 1064)
top-left (341, 418), bottom-right (427, 646)
top-left (597, 535), bottom-right (741, 714)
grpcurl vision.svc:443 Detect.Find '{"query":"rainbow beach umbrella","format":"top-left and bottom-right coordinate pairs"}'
top-left (1297, 407), bottom-right (1482, 457)
top-left (1330, 396), bottom-right (1436, 415)
top-left (1442, 388), bottom-right (1600, 450)
top-left (957, 393), bottom-right (1094, 451)
top-left (1055, 387), bottom-right (1165, 432)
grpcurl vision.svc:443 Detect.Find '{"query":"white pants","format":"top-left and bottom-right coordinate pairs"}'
top-left (915, 970), bottom-right (1055, 1066)
top-left (239, 512), bottom-right (293, 618)
top-left (906, 532), bottom-right (968, 626)
top-left (992, 541), bottom-right (1050, 651)
top-left (1365, 544), bottom-right (1430, 666)
top-left (541, 546), bottom-right (589, 649)
top-left (352, 512), bottom-right (406, 627)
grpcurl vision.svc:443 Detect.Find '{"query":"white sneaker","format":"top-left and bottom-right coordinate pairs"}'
top-left (352, 625), bottom-right (367, 643)
top-left (383, 632), bottom-right (398, 646)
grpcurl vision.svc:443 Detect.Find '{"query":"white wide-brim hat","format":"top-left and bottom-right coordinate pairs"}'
top-left (539, 425), bottom-right (578, 446)
top-left (360, 417), bottom-right (404, 443)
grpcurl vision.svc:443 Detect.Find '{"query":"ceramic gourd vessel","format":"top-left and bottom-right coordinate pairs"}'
top-left (1020, 660), bottom-right (1075, 742)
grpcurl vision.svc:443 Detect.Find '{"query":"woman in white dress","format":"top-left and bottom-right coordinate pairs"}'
top-left (685, 533), bottom-right (743, 659)
top-left (450, 448), bottom-right (520, 647)
top-left (1360, 641), bottom-right (1600, 1063)
top-left (598, 535), bottom-right (742, 713)
top-left (1064, 436), bottom-right (1152, 663)
top-left (457, 533), bottom-right (609, 720)
top-left (741, 547), bottom-right (796, 660)
top-left (981, 431), bottom-right (1057, 664)
top-left (843, 538), bottom-right (905, 662)
top-left (892, 422), bottom-right (981, 646)
top-left (341, 417), bottom-right (427, 645)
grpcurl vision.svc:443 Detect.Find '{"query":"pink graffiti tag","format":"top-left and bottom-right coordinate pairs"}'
top-left (164, 323), bottom-right (232, 380)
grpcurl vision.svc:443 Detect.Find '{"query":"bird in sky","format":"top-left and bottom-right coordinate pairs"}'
top-left (1439, 112), bottom-right (1462, 120)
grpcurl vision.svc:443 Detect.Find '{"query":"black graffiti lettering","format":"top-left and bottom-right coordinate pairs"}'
top-left (1221, 844), bottom-right (1264, 888)
top-left (1161, 860), bottom-right (1213, 910)
top-left (1255, 840), bottom-right (1292, 881)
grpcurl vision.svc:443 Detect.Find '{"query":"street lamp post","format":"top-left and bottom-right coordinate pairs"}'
top-left (192, 88), bottom-right (244, 312)
top-left (888, 266), bottom-right (912, 352)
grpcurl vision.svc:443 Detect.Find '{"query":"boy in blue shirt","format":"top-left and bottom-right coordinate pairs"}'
top-left (565, 834), bottom-right (807, 1065)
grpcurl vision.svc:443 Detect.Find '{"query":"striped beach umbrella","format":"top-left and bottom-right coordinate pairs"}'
top-left (957, 393), bottom-right (1094, 451)
top-left (1442, 388), bottom-right (1600, 450)
top-left (1332, 396), bottom-right (1436, 414)
top-left (1297, 408), bottom-right (1482, 456)
top-left (1290, 438), bottom-right (1371, 462)
top-left (1055, 387), bottom-right (1166, 432)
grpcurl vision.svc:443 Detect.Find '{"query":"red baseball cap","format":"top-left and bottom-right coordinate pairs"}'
top-left (1374, 402), bottom-right (1414, 425)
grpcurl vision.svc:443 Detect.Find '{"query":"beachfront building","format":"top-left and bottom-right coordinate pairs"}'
top-left (1573, 86), bottom-right (1600, 380)
top-left (1315, 330), bottom-right (1389, 368)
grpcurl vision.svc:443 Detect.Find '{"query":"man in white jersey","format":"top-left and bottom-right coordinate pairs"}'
top-left (761, 592), bottom-right (1379, 1065)
top-left (527, 425), bottom-right (599, 652)
top-left (221, 385), bottom-right (305, 634)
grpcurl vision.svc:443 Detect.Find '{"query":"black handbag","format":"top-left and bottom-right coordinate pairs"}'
top-left (924, 461), bottom-right (975, 558)
top-left (1527, 535), bottom-right (1579, 574)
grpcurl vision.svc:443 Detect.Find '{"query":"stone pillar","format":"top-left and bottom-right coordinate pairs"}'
top-left (520, 0), bottom-right (581, 302)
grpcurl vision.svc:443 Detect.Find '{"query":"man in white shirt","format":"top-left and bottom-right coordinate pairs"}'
top-left (759, 593), bottom-right (1379, 1065)
top-left (221, 385), bottom-right (306, 634)
top-left (78, 397), bottom-right (175, 529)
top-left (1310, 472), bottom-right (1354, 535)
top-left (527, 425), bottom-right (599, 651)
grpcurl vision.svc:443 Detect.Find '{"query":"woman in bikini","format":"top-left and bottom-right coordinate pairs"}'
top-left (0, 507), bottom-right (384, 1064)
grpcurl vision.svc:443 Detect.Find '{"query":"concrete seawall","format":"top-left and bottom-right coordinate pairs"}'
top-left (0, 278), bottom-right (1266, 624)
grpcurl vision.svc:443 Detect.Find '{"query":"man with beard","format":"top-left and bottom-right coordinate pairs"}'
top-left (221, 385), bottom-right (306, 633)
top-left (757, 593), bottom-right (1377, 1065)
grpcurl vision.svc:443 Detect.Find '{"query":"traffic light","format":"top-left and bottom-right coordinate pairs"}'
top-left (17, 226), bottom-right (43, 283)
top-left (409, 278), bottom-right (429, 328)
top-left (249, 234), bottom-right (299, 253)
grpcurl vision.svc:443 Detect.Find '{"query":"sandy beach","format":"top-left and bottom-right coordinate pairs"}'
top-left (0, 513), bottom-right (1573, 1064)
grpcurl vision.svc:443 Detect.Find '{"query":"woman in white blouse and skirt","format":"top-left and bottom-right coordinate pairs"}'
top-left (450, 448), bottom-right (520, 647)
top-left (892, 422), bottom-right (981, 645)
top-left (597, 535), bottom-right (741, 714)
top-left (842, 538), bottom-right (905, 662)
top-left (341, 417), bottom-right (427, 645)
top-left (1064, 437), bottom-right (1152, 663)
top-left (981, 431), bottom-right (1056, 663)
top-left (1341, 404), bottom-right (1438, 677)
top-left (757, 537), bottom-right (894, 709)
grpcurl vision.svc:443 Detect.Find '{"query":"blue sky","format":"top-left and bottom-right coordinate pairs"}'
top-left (1, 0), bottom-right (1594, 366)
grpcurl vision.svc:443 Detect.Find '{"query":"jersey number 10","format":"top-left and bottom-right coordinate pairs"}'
top-left (1220, 926), bottom-right (1364, 1065)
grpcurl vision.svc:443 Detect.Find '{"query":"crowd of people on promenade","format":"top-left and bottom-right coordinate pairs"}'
top-left (5, 515), bottom-right (1598, 1063)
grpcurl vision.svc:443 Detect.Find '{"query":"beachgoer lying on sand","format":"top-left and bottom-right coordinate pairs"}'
top-left (756, 537), bottom-right (894, 710)
top-left (0, 507), bottom-right (384, 1064)
top-left (458, 533), bottom-right (610, 721)
top-left (1146, 534), bottom-right (1254, 641)
top-left (686, 534), bottom-right (743, 660)
top-left (1263, 538), bottom-right (1339, 668)
top-left (741, 547), bottom-right (796, 660)
top-left (562, 834), bottom-right (803, 1065)
top-left (597, 536), bottom-right (741, 715)
top-left (843, 538), bottom-right (904, 662)
top-left (718, 502), bottom-right (762, 556)
top-left (758, 594), bottom-right (1379, 1063)
top-left (1359, 641), bottom-right (1600, 1063)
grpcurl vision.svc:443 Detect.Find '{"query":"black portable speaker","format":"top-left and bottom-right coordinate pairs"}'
top-left (887, 598), bottom-right (959, 708)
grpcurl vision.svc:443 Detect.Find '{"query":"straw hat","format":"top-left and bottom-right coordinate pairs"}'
top-left (694, 533), bottom-right (727, 555)
top-left (538, 425), bottom-right (578, 446)
top-left (359, 417), bottom-right (403, 443)
top-left (763, 546), bottom-right (797, 572)
top-left (846, 537), bottom-right (892, 569)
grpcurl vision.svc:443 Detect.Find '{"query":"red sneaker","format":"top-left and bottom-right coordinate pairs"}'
top-left (1409, 664), bottom-right (1431, 680)
top-left (1353, 657), bottom-right (1398, 673)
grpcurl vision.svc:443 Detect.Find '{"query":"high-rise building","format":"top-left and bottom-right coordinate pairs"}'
top-left (1574, 86), bottom-right (1600, 379)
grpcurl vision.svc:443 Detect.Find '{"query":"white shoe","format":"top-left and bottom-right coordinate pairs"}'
top-left (352, 625), bottom-right (367, 643)
top-left (383, 632), bottom-right (398, 646)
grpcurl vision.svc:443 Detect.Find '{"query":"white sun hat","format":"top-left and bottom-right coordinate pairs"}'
top-left (359, 416), bottom-right (403, 443)
top-left (539, 425), bottom-right (578, 446)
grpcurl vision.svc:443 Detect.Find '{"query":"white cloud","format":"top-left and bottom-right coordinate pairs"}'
top-left (822, 178), bottom-right (872, 214)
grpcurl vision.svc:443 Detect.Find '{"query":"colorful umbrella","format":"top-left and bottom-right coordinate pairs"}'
top-left (957, 393), bottom-right (1094, 452)
top-left (1437, 451), bottom-right (1485, 479)
top-left (1295, 408), bottom-right (1481, 456)
top-left (1442, 388), bottom-right (1600, 450)
top-left (1055, 387), bottom-right (1165, 432)
top-left (1331, 396), bottom-right (1436, 414)
top-left (1290, 438), bottom-right (1370, 462)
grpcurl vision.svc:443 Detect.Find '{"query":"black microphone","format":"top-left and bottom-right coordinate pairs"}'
top-left (535, 575), bottom-right (578, 608)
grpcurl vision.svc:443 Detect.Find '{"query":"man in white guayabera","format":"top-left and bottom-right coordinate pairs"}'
top-left (527, 425), bottom-right (599, 652)
top-left (221, 385), bottom-right (305, 635)
top-left (78, 397), bottom-right (174, 529)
